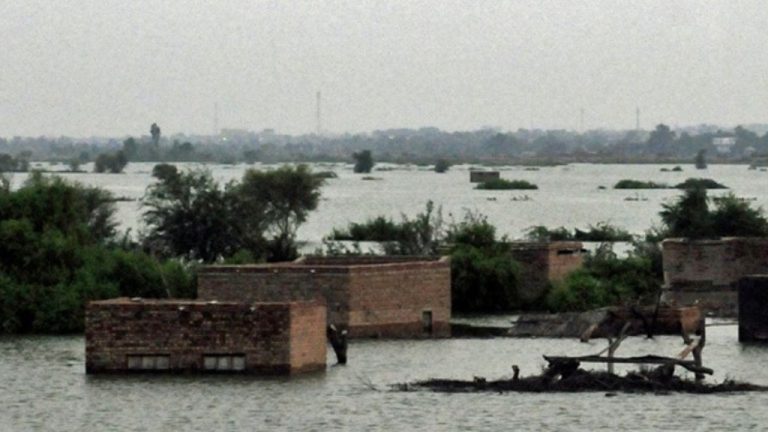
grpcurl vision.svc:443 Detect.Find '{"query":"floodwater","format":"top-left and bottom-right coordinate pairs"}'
top-left (4, 162), bottom-right (768, 430)
top-left (10, 161), bottom-right (768, 245)
top-left (2, 324), bottom-right (768, 431)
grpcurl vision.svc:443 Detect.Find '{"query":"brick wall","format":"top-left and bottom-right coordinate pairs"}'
top-left (662, 238), bottom-right (768, 315)
top-left (197, 256), bottom-right (451, 338)
top-left (85, 298), bottom-right (326, 374)
top-left (510, 241), bottom-right (585, 303)
top-left (469, 171), bottom-right (500, 183)
top-left (346, 257), bottom-right (451, 338)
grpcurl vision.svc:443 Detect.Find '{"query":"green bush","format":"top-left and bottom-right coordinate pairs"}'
top-left (476, 179), bottom-right (538, 190)
top-left (674, 178), bottom-right (727, 189)
top-left (545, 245), bottom-right (660, 312)
top-left (614, 179), bottom-right (668, 189)
top-left (526, 223), bottom-right (633, 242)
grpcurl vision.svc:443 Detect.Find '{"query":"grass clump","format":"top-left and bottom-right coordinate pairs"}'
top-left (674, 178), bottom-right (727, 189)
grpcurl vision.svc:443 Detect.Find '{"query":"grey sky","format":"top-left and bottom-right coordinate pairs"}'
top-left (2, 1), bottom-right (767, 137)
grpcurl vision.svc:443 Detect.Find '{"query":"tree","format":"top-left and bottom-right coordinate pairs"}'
top-left (352, 150), bottom-right (374, 173)
top-left (238, 165), bottom-right (324, 261)
top-left (695, 149), bottom-right (707, 169)
top-left (94, 151), bottom-right (128, 173)
top-left (434, 159), bottom-right (451, 173)
top-left (142, 164), bottom-right (324, 263)
top-left (659, 186), bottom-right (712, 239)
top-left (659, 187), bottom-right (768, 238)
top-left (150, 123), bottom-right (161, 147)
top-left (142, 168), bottom-right (247, 262)
top-left (647, 124), bottom-right (676, 155)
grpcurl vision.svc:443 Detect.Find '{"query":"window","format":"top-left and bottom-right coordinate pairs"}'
top-left (127, 355), bottom-right (170, 370)
top-left (203, 355), bottom-right (246, 371)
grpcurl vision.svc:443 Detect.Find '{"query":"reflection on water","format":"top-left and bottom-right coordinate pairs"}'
top-left (2, 325), bottom-right (768, 431)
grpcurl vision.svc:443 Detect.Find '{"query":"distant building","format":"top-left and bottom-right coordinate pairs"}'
top-left (469, 171), bottom-right (500, 183)
top-left (712, 137), bottom-right (736, 154)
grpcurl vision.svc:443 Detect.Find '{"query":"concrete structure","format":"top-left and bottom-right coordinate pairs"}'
top-left (86, 298), bottom-right (326, 374)
top-left (662, 237), bottom-right (768, 316)
top-left (509, 241), bottom-right (586, 303)
top-left (738, 276), bottom-right (768, 342)
top-left (469, 171), bottom-right (500, 183)
top-left (197, 256), bottom-right (451, 338)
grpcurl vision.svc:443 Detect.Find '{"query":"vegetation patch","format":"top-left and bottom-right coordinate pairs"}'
top-left (674, 178), bottom-right (727, 189)
top-left (476, 179), bottom-right (538, 190)
top-left (526, 223), bottom-right (633, 242)
top-left (613, 179), bottom-right (668, 189)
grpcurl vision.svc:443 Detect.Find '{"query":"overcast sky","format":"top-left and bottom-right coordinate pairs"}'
top-left (2, 1), bottom-right (767, 137)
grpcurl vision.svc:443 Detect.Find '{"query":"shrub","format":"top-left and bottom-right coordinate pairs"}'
top-left (476, 179), bottom-right (538, 190)
top-left (352, 150), bottom-right (374, 173)
top-left (526, 223), bottom-right (633, 242)
top-left (434, 159), bottom-right (451, 173)
top-left (674, 178), bottom-right (727, 189)
top-left (613, 179), bottom-right (668, 189)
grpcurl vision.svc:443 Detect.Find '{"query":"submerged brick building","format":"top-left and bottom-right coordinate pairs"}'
top-left (197, 256), bottom-right (452, 338)
top-left (86, 298), bottom-right (326, 374)
top-left (662, 237), bottom-right (768, 315)
top-left (509, 241), bottom-right (586, 303)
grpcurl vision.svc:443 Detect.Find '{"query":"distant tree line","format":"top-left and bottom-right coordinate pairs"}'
top-left (5, 123), bottom-right (768, 167)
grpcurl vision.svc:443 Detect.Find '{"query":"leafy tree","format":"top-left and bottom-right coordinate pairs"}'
top-left (142, 164), bottom-right (324, 263)
top-left (647, 124), bottom-right (676, 155)
top-left (660, 186), bottom-right (712, 238)
top-left (711, 194), bottom-right (768, 237)
top-left (659, 187), bottom-right (768, 238)
top-left (695, 149), bottom-right (707, 169)
top-left (142, 168), bottom-right (247, 262)
top-left (0, 173), bottom-right (192, 333)
top-left (94, 151), bottom-right (128, 173)
top-left (434, 159), bottom-right (451, 173)
top-left (352, 150), bottom-right (374, 173)
top-left (238, 165), bottom-right (324, 261)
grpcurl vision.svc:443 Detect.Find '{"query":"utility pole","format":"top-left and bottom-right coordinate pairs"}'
top-left (316, 91), bottom-right (322, 135)
top-left (636, 107), bottom-right (640, 131)
top-left (214, 103), bottom-right (219, 137)
top-left (580, 107), bottom-right (585, 132)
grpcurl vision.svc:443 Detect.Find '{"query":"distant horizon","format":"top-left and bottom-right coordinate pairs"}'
top-left (3, 121), bottom-right (768, 141)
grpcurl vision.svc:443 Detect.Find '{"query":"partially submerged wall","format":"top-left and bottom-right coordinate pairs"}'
top-left (662, 237), bottom-right (768, 315)
top-left (197, 256), bottom-right (451, 338)
top-left (85, 298), bottom-right (326, 374)
top-left (509, 241), bottom-right (586, 303)
top-left (469, 171), bottom-right (500, 183)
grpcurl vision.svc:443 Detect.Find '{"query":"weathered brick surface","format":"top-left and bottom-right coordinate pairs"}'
top-left (662, 238), bottom-right (768, 315)
top-left (198, 256), bottom-right (451, 338)
top-left (347, 258), bottom-right (451, 338)
top-left (469, 171), bottom-right (500, 183)
top-left (85, 298), bottom-right (326, 374)
top-left (509, 241), bottom-right (585, 302)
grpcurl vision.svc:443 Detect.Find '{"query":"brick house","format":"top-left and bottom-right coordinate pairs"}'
top-left (85, 298), bottom-right (326, 374)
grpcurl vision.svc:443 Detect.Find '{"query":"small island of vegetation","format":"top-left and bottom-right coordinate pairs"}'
top-left (476, 179), bottom-right (538, 190)
top-left (614, 178), bottom-right (727, 190)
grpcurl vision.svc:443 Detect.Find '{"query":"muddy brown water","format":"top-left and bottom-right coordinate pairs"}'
top-left (2, 323), bottom-right (768, 431)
